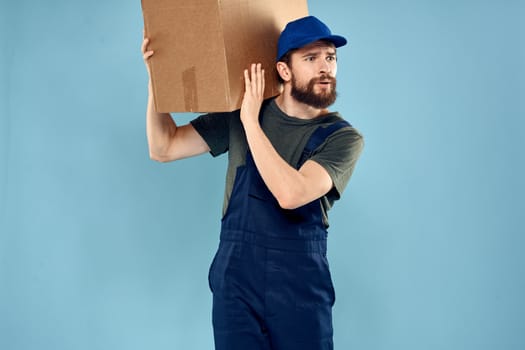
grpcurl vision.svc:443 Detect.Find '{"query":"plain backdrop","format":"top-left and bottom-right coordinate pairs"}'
top-left (1, 0), bottom-right (524, 349)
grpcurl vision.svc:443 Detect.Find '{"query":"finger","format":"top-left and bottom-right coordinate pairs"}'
top-left (244, 68), bottom-right (251, 92)
top-left (252, 63), bottom-right (261, 96)
top-left (251, 63), bottom-right (257, 93)
top-left (260, 68), bottom-right (265, 96)
top-left (144, 50), bottom-right (154, 60)
top-left (141, 38), bottom-right (149, 54)
top-left (254, 63), bottom-right (260, 93)
top-left (256, 63), bottom-right (263, 95)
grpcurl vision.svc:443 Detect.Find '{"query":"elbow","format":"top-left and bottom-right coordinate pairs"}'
top-left (274, 181), bottom-right (311, 210)
top-left (275, 181), bottom-right (331, 210)
top-left (149, 150), bottom-right (170, 163)
top-left (279, 201), bottom-right (300, 210)
top-left (276, 193), bottom-right (303, 210)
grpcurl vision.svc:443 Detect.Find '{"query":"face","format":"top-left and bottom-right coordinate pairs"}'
top-left (287, 41), bottom-right (338, 109)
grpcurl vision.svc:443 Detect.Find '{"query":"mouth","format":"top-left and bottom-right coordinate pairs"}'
top-left (315, 76), bottom-right (335, 85)
top-left (316, 81), bottom-right (333, 89)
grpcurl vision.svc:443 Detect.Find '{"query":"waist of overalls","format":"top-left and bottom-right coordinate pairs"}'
top-left (220, 228), bottom-right (328, 253)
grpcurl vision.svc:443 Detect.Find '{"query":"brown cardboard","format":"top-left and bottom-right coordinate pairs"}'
top-left (141, 0), bottom-right (309, 113)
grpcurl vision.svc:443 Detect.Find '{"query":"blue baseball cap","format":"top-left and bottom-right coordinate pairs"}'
top-left (277, 16), bottom-right (347, 62)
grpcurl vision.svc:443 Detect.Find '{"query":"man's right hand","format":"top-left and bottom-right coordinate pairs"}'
top-left (142, 33), bottom-right (154, 79)
top-left (141, 31), bottom-right (210, 163)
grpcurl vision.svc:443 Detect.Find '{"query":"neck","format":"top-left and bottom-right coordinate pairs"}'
top-left (274, 91), bottom-right (330, 120)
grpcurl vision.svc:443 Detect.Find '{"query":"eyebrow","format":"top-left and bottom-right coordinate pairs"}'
top-left (301, 50), bottom-right (337, 58)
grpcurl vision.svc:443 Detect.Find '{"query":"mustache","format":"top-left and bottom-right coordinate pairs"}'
top-left (312, 75), bottom-right (336, 84)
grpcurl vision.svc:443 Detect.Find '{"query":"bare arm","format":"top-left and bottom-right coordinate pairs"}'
top-left (142, 35), bottom-right (210, 162)
top-left (240, 64), bottom-right (333, 209)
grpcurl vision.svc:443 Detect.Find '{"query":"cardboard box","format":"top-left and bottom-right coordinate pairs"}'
top-left (141, 0), bottom-right (309, 113)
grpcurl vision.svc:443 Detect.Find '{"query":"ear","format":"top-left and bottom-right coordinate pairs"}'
top-left (276, 61), bottom-right (292, 82)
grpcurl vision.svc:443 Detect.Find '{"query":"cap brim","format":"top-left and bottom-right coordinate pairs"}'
top-left (277, 34), bottom-right (348, 61)
top-left (323, 35), bottom-right (348, 48)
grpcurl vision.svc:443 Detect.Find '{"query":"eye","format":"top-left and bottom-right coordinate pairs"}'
top-left (327, 55), bottom-right (337, 62)
top-left (305, 56), bottom-right (315, 62)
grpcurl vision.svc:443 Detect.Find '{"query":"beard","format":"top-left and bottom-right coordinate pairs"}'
top-left (290, 74), bottom-right (338, 109)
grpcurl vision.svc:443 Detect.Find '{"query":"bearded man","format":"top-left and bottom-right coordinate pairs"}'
top-left (142, 15), bottom-right (364, 350)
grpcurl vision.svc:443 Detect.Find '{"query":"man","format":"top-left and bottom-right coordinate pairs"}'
top-left (142, 15), bottom-right (363, 350)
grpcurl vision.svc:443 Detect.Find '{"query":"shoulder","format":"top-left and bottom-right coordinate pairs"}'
top-left (311, 115), bottom-right (364, 163)
top-left (339, 124), bottom-right (364, 146)
top-left (320, 113), bottom-right (364, 144)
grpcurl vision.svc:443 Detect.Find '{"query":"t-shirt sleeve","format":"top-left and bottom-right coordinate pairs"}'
top-left (309, 127), bottom-right (364, 200)
top-left (190, 111), bottom-right (235, 157)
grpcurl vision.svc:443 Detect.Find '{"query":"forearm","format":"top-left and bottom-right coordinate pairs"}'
top-left (239, 63), bottom-right (331, 208)
top-left (243, 120), bottom-right (311, 209)
top-left (146, 81), bottom-right (177, 160)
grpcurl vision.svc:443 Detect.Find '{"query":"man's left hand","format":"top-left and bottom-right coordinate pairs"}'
top-left (240, 63), bottom-right (265, 127)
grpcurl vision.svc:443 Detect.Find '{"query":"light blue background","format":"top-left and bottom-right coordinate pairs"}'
top-left (1, 0), bottom-right (524, 349)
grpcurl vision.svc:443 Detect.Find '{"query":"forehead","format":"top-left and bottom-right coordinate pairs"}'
top-left (295, 40), bottom-right (336, 54)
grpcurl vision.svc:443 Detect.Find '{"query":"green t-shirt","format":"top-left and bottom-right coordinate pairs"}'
top-left (191, 98), bottom-right (364, 227)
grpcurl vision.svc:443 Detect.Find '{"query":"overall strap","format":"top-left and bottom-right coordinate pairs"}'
top-left (297, 120), bottom-right (352, 167)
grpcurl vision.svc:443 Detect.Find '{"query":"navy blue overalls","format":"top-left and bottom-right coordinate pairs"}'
top-left (208, 120), bottom-right (350, 350)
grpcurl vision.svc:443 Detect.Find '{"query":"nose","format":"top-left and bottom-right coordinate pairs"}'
top-left (319, 58), bottom-right (332, 75)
